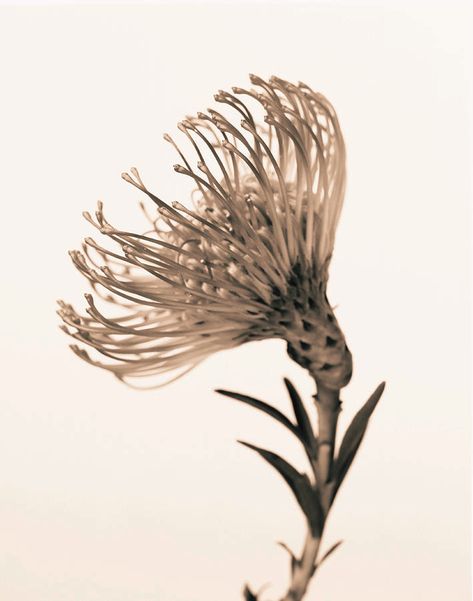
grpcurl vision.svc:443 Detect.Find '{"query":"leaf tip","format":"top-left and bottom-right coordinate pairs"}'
top-left (283, 377), bottom-right (296, 393)
top-left (237, 439), bottom-right (252, 449)
top-left (373, 381), bottom-right (386, 402)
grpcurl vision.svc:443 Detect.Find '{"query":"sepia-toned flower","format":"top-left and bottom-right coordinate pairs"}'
top-left (58, 75), bottom-right (352, 390)
top-left (58, 75), bottom-right (386, 601)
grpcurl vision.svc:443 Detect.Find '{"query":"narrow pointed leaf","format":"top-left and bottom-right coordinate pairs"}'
top-left (216, 389), bottom-right (302, 441)
top-left (317, 540), bottom-right (343, 567)
top-left (239, 440), bottom-right (324, 536)
top-left (284, 378), bottom-right (318, 457)
top-left (277, 541), bottom-right (299, 574)
top-left (333, 382), bottom-right (385, 496)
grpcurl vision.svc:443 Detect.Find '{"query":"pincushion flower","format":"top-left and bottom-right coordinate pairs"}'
top-left (58, 74), bottom-right (352, 391)
top-left (59, 74), bottom-right (384, 601)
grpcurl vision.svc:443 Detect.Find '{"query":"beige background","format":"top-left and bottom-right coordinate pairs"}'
top-left (0, 2), bottom-right (471, 600)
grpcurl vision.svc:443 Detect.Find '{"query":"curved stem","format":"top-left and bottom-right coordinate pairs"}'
top-left (279, 383), bottom-right (341, 601)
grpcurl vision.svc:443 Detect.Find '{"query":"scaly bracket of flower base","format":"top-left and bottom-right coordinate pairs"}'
top-left (217, 379), bottom-right (385, 601)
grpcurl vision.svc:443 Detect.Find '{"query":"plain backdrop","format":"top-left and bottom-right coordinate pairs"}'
top-left (0, 2), bottom-right (471, 601)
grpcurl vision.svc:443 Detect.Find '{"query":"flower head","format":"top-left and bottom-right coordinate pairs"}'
top-left (58, 75), bottom-right (352, 390)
